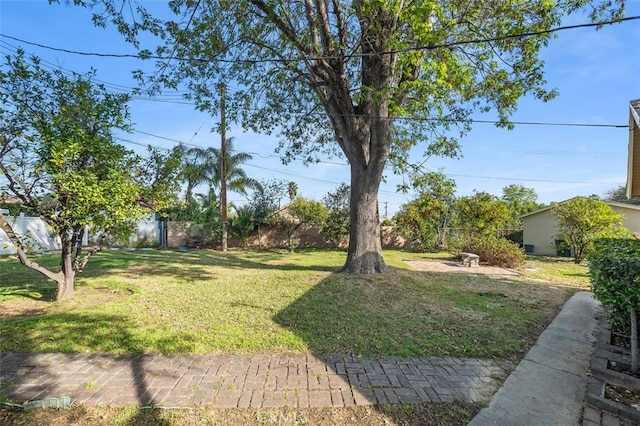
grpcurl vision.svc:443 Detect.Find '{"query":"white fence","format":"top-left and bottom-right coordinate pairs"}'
top-left (0, 214), bottom-right (161, 255)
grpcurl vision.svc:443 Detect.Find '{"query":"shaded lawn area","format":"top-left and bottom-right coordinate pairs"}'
top-left (0, 249), bottom-right (585, 360)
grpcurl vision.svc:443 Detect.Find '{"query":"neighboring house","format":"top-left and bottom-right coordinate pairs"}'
top-left (627, 99), bottom-right (640, 198)
top-left (520, 200), bottom-right (640, 256)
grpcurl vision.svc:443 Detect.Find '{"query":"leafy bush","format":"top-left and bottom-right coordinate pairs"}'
top-left (456, 236), bottom-right (524, 268)
top-left (552, 197), bottom-right (630, 264)
top-left (589, 239), bottom-right (640, 332)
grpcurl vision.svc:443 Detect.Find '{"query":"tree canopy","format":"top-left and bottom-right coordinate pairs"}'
top-left (0, 50), bottom-right (179, 301)
top-left (394, 171), bottom-right (457, 250)
top-left (281, 197), bottom-right (329, 251)
top-left (552, 197), bottom-right (631, 264)
top-left (455, 191), bottom-right (511, 237)
top-left (603, 185), bottom-right (640, 205)
top-left (501, 184), bottom-right (544, 225)
top-left (73, 0), bottom-right (624, 273)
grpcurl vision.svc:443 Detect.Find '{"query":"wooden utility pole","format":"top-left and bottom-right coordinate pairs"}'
top-left (220, 83), bottom-right (228, 251)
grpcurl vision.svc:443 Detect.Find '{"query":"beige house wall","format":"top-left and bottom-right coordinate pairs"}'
top-left (610, 205), bottom-right (640, 235)
top-left (522, 209), bottom-right (559, 256)
top-left (522, 201), bottom-right (640, 256)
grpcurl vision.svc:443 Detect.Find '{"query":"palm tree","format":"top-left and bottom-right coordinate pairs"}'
top-left (230, 205), bottom-right (255, 248)
top-left (287, 181), bottom-right (298, 202)
top-left (210, 137), bottom-right (262, 197)
top-left (173, 143), bottom-right (216, 203)
top-left (174, 138), bottom-right (260, 202)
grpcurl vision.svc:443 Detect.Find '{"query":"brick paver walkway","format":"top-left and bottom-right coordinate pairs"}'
top-left (0, 353), bottom-right (507, 408)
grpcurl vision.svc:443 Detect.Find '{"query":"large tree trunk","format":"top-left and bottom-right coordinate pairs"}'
top-left (342, 162), bottom-right (386, 273)
top-left (333, 7), bottom-right (395, 274)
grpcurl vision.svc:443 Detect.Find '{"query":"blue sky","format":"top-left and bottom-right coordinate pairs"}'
top-left (1, 1), bottom-right (639, 217)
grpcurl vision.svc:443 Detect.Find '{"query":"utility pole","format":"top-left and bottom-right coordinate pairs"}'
top-left (220, 83), bottom-right (228, 251)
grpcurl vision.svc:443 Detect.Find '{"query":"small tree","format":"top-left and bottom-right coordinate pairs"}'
top-left (394, 194), bottom-right (449, 251)
top-left (322, 183), bottom-right (351, 247)
top-left (230, 206), bottom-right (255, 248)
top-left (247, 179), bottom-right (287, 248)
top-left (552, 197), bottom-right (631, 264)
top-left (590, 239), bottom-right (640, 374)
top-left (281, 197), bottom-right (328, 252)
top-left (395, 171), bottom-right (457, 249)
top-left (0, 51), bottom-right (179, 301)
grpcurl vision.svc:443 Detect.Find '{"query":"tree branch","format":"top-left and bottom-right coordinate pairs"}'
top-left (0, 211), bottom-right (62, 284)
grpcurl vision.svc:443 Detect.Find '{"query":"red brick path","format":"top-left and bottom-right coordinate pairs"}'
top-left (0, 353), bottom-right (507, 408)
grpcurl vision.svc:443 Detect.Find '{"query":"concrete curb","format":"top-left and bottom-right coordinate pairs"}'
top-left (469, 291), bottom-right (603, 426)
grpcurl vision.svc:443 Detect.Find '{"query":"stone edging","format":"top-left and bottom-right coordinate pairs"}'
top-left (584, 317), bottom-right (640, 424)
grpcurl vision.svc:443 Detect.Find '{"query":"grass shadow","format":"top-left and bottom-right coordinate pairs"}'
top-left (272, 260), bottom-right (563, 360)
top-left (270, 253), bottom-right (537, 418)
top-left (78, 249), bottom-right (340, 283)
top-left (1, 249), bottom-right (342, 307)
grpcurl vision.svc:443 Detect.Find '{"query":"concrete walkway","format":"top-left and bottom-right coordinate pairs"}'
top-left (470, 291), bottom-right (603, 426)
top-left (0, 352), bottom-right (507, 408)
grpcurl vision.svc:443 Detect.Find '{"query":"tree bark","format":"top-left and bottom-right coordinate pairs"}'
top-left (0, 211), bottom-right (67, 293)
top-left (342, 161), bottom-right (386, 274)
top-left (57, 235), bottom-right (75, 302)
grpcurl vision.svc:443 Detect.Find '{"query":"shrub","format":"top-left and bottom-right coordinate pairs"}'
top-left (457, 236), bottom-right (525, 268)
top-left (590, 238), bottom-right (640, 374)
top-left (589, 239), bottom-right (640, 332)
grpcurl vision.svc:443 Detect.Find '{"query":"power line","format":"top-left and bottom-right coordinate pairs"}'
top-left (125, 124), bottom-right (627, 167)
top-left (1, 15), bottom-right (638, 64)
top-left (445, 172), bottom-right (618, 185)
top-left (114, 135), bottom-right (622, 197)
top-left (2, 39), bottom-right (630, 129)
top-left (0, 40), bottom-right (191, 98)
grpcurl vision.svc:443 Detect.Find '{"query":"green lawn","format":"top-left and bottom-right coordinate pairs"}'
top-left (0, 249), bottom-right (586, 359)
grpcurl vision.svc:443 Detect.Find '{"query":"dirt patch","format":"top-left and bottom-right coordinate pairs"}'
top-left (405, 259), bottom-right (519, 276)
top-left (0, 287), bottom-right (134, 319)
top-left (1, 402), bottom-right (481, 426)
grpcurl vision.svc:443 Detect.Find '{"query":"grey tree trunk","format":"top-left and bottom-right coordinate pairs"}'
top-left (57, 236), bottom-right (76, 302)
top-left (342, 162), bottom-right (386, 274)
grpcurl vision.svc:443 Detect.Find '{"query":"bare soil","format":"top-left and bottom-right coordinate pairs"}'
top-left (0, 287), bottom-right (133, 319)
top-left (604, 328), bottom-right (640, 409)
top-left (1, 403), bottom-right (481, 426)
top-left (404, 259), bottom-right (519, 276)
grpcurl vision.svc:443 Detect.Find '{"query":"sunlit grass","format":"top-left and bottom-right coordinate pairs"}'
top-left (0, 249), bottom-right (585, 359)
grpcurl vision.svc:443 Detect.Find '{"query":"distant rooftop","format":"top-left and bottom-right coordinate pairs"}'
top-left (631, 99), bottom-right (640, 124)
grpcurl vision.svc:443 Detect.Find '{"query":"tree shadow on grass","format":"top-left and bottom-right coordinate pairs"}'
top-left (272, 266), bottom-right (455, 358)
top-left (78, 249), bottom-right (339, 282)
top-left (271, 253), bottom-right (522, 423)
top-left (0, 312), bottom-right (195, 425)
top-left (1, 248), bottom-right (342, 305)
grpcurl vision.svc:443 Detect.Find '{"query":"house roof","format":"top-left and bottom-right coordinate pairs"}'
top-left (519, 197), bottom-right (640, 219)
top-left (631, 99), bottom-right (640, 126)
